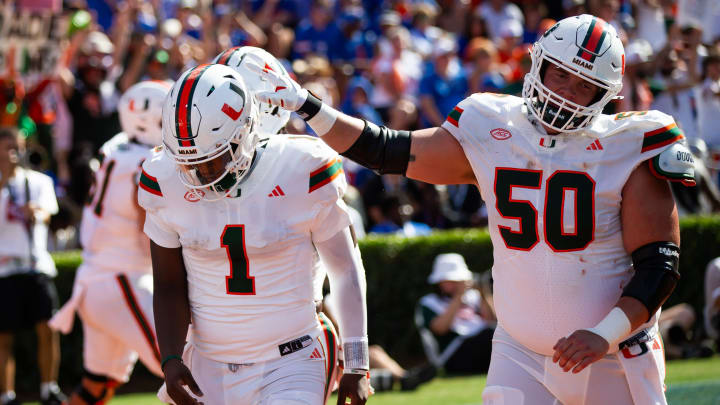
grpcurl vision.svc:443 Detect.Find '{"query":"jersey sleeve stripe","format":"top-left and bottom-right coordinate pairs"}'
top-left (447, 106), bottom-right (464, 127)
top-left (309, 158), bottom-right (343, 193)
top-left (648, 157), bottom-right (696, 186)
top-left (641, 123), bottom-right (684, 153)
top-left (139, 169), bottom-right (163, 196)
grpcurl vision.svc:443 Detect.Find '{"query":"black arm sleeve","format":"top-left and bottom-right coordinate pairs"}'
top-left (621, 241), bottom-right (681, 321)
top-left (340, 119), bottom-right (412, 175)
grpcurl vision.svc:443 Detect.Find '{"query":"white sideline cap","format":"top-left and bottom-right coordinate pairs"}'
top-left (428, 253), bottom-right (473, 284)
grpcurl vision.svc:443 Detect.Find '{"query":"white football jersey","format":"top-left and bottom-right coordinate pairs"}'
top-left (138, 135), bottom-right (351, 363)
top-left (442, 93), bottom-right (686, 356)
top-left (80, 133), bottom-right (153, 275)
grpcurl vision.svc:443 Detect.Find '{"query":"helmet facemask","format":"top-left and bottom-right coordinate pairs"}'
top-left (169, 119), bottom-right (258, 201)
top-left (522, 31), bottom-right (622, 133)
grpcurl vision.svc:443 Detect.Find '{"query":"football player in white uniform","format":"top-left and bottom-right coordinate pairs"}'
top-left (49, 81), bottom-right (170, 404)
top-left (139, 64), bottom-right (369, 405)
top-left (212, 46), bottom-right (345, 404)
top-left (254, 14), bottom-right (695, 405)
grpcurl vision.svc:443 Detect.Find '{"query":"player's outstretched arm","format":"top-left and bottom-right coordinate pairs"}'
top-left (250, 63), bottom-right (475, 185)
top-left (316, 226), bottom-right (370, 405)
top-left (553, 162), bottom-right (681, 374)
top-left (150, 242), bottom-right (204, 405)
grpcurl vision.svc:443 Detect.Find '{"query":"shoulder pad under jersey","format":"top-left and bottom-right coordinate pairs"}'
top-left (649, 142), bottom-right (696, 186)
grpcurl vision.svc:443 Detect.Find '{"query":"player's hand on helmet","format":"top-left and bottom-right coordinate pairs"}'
top-left (163, 359), bottom-right (204, 405)
top-left (336, 372), bottom-right (370, 405)
top-left (552, 329), bottom-right (610, 374)
top-left (246, 61), bottom-right (308, 111)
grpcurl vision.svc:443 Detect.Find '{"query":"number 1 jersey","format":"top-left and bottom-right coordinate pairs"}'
top-left (442, 93), bottom-right (687, 356)
top-left (137, 135), bottom-right (351, 363)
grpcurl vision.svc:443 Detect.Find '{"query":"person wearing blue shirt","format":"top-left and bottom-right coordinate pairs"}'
top-left (418, 38), bottom-right (469, 127)
top-left (293, 0), bottom-right (343, 61)
top-left (341, 76), bottom-right (382, 125)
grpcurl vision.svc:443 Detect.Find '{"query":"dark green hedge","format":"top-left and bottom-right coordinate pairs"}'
top-left (14, 216), bottom-right (720, 387)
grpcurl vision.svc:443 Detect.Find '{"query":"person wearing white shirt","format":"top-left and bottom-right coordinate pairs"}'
top-left (0, 127), bottom-right (65, 405)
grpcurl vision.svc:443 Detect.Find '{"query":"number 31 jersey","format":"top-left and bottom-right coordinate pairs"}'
top-left (137, 135), bottom-right (351, 363)
top-left (442, 93), bottom-right (689, 356)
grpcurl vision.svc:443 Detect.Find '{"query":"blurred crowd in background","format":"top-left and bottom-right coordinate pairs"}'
top-left (3, 0), bottom-right (720, 248)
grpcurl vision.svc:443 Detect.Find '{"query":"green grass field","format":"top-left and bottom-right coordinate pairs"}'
top-left (29, 356), bottom-right (720, 405)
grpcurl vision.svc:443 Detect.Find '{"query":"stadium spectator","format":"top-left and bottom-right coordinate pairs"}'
top-left (368, 194), bottom-right (431, 236)
top-left (370, 25), bottom-right (423, 122)
top-left (419, 37), bottom-right (469, 127)
top-left (649, 25), bottom-right (702, 140)
top-left (292, 0), bottom-right (343, 61)
top-left (0, 127), bottom-right (66, 405)
top-left (705, 257), bottom-right (720, 352)
top-left (476, 0), bottom-right (524, 44)
top-left (698, 53), bottom-right (720, 149)
top-left (417, 253), bottom-right (495, 374)
top-left (341, 76), bottom-right (383, 125)
top-left (618, 39), bottom-right (655, 112)
top-left (464, 38), bottom-right (507, 94)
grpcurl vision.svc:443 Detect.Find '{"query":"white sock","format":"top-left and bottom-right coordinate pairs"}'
top-left (40, 381), bottom-right (60, 400)
top-left (0, 391), bottom-right (16, 404)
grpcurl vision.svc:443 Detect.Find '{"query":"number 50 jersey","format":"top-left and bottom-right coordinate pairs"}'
top-left (138, 135), bottom-right (351, 363)
top-left (442, 93), bottom-right (692, 356)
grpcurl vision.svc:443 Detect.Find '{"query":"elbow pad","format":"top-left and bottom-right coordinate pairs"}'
top-left (621, 242), bottom-right (680, 321)
top-left (341, 120), bottom-right (412, 175)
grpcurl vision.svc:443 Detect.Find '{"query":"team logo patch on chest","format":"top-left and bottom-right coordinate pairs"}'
top-left (490, 128), bottom-right (512, 140)
top-left (184, 189), bottom-right (204, 202)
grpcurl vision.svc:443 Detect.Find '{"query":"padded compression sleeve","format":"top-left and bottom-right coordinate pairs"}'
top-left (341, 120), bottom-right (412, 175)
top-left (622, 241), bottom-right (680, 320)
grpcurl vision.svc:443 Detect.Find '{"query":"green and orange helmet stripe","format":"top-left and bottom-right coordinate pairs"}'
top-left (174, 64), bottom-right (212, 148)
top-left (577, 17), bottom-right (608, 63)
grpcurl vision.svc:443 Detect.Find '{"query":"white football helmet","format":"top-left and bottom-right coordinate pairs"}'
top-left (162, 64), bottom-right (259, 200)
top-left (118, 80), bottom-right (172, 146)
top-left (522, 14), bottom-right (624, 133)
top-left (213, 46), bottom-right (291, 135)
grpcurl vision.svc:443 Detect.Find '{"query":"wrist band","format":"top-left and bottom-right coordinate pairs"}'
top-left (583, 307), bottom-right (632, 349)
top-left (297, 91), bottom-right (339, 136)
top-left (296, 91), bottom-right (322, 121)
top-left (161, 354), bottom-right (183, 371)
top-left (342, 337), bottom-right (369, 373)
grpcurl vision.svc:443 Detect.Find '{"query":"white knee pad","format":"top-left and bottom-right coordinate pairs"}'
top-left (260, 391), bottom-right (324, 405)
top-left (482, 385), bottom-right (525, 405)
